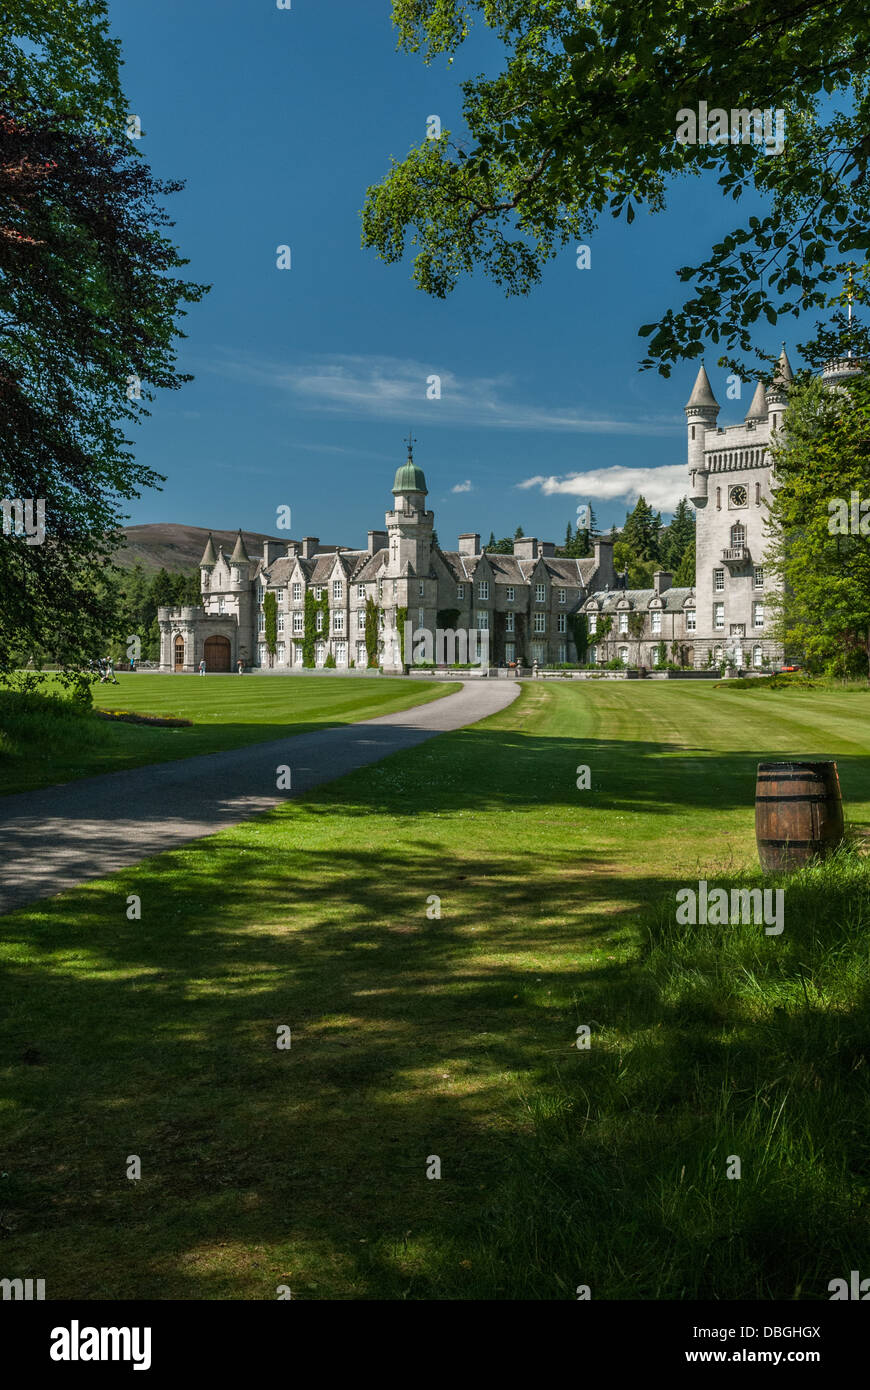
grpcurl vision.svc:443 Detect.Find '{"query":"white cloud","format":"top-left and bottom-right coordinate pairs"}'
top-left (202, 351), bottom-right (678, 437)
top-left (518, 464), bottom-right (689, 513)
top-left (452, 480), bottom-right (473, 493)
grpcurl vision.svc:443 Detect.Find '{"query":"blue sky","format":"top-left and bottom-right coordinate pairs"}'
top-left (111, 0), bottom-right (802, 547)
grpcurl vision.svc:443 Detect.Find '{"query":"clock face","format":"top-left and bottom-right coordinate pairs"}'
top-left (730, 485), bottom-right (748, 507)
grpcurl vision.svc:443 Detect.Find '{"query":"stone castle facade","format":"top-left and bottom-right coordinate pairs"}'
top-left (158, 351), bottom-right (856, 674)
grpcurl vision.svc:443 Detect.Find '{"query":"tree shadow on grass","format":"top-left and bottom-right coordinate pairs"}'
top-left (2, 816), bottom-right (869, 1300)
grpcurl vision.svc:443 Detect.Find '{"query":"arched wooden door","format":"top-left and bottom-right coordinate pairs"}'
top-left (204, 635), bottom-right (231, 672)
top-left (174, 635), bottom-right (185, 671)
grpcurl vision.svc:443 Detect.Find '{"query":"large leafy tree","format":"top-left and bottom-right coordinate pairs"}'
top-left (363, 0), bottom-right (870, 377)
top-left (766, 373), bottom-right (870, 679)
top-left (0, 2), bottom-right (206, 675)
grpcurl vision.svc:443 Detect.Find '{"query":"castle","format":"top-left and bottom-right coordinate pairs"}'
top-left (157, 350), bottom-right (857, 674)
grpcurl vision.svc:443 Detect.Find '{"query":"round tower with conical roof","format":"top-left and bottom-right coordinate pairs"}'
top-left (685, 364), bottom-right (720, 504)
top-left (765, 345), bottom-right (793, 433)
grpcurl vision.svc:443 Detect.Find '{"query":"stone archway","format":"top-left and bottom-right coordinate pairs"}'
top-left (174, 635), bottom-right (185, 671)
top-left (204, 635), bottom-right (231, 672)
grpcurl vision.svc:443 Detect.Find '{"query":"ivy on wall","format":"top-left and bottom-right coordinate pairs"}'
top-left (395, 606), bottom-right (408, 665)
top-left (364, 595), bottom-right (379, 668)
top-left (303, 590), bottom-right (317, 667)
top-left (263, 591), bottom-right (277, 667)
top-left (568, 612), bottom-right (588, 663)
top-left (436, 608), bottom-right (460, 630)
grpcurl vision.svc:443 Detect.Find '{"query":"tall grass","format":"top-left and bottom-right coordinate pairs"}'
top-left (445, 850), bottom-right (870, 1300)
top-left (0, 687), bottom-right (100, 763)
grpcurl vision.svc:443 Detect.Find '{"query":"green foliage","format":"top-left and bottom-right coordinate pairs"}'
top-left (568, 612), bottom-right (588, 662)
top-left (365, 0), bottom-right (870, 377)
top-left (324, 651), bottom-right (336, 668)
top-left (766, 375), bottom-right (870, 679)
top-left (661, 498), bottom-right (695, 574)
top-left (673, 536), bottom-right (696, 588)
top-left (436, 608), bottom-right (460, 630)
top-left (0, 1), bottom-right (207, 673)
top-left (395, 606), bottom-right (408, 664)
top-left (263, 592), bottom-right (278, 663)
top-left (303, 591), bottom-right (317, 668)
top-left (620, 496), bottom-right (662, 563)
top-left (364, 595), bottom-right (380, 668)
top-left (486, 534), bottom-right (518, 554)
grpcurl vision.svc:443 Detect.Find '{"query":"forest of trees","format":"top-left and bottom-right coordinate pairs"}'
top-left (107, 565), bottom-right (201, 663)
top-left (485, 497), bottom-right (695, 589)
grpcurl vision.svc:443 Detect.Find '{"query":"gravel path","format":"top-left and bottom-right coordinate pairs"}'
top-left (0, 680), bottom-right (519, 915)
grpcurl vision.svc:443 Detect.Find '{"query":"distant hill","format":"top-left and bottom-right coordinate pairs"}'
top-left (115, 524), bottom-right (296, 574)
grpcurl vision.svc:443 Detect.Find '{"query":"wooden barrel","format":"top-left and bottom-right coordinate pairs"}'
top-left (755, 761), bottom-right (844, 872)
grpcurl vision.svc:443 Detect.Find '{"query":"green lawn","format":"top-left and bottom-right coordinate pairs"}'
top-left (2, 681), bottom-right (870, 1298)
top-left (0, 675), bottom-right (459, 795)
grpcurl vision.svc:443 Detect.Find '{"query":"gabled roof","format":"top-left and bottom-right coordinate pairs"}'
top-left (350, 549), bottom-right (388, 583)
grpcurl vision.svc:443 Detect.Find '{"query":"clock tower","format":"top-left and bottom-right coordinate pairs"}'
top-left (687, 353), bottom-right (787, 668)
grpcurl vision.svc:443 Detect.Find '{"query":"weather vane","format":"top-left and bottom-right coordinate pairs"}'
top-left (405, 428), bottom-right (417, 458)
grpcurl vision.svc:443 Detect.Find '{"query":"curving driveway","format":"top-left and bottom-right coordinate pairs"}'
top-left (0, 680), bottom-right (519, 915)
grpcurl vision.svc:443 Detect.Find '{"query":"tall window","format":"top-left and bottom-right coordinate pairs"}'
top-left (731, 522), bottom-right (746, 546)
top-left (357, 584), bottom-right (366, 599)
top-left (293, 583), bottom-right (302, 601)
top-left (316, 611), bottom-right (324, 633)
top-left (478, 581), bottom-right (489, 600)
top-left (558, 588), bottom-right (566, 604)
top-left (588, 613), bottom-right (597, 634)
top-left (557, 614), bottom-right (567, 634)
top-left (477, 612), bottom-right (489, 630)
top-left (277, 614), bottom-right (285, 633)
top-left (506, 586), bottom-right (515, 602)
top-left (713, 568), bottom-right (725, 592)
top-left (333, 580), bottom-right (343, 601)
top-left (276, 588), bottom-right (285, 603)
top-left (293, 613), bottom-right (303, 634)
top-left (753, 645), bottom-right (763, 667)
top-left (753, 601), bottom-right (764, 628)
top-left (753, 566), bottom-right (764, 587)
top-left (618, 612), bottom-right (628, 634)
top-left (333, 612), bottom-right (344, 633)
top-left (535, 583), bottom-right (546, 602)
top-left (419, 581), bottom-right (424, 596)
top-left (686, 610), bottom-right (696, 632)
top-left (505, 612), bottom-right (515, 633)
top-left (533, 613), bottom-right (546, 633)
top-left (357, 610), bottom-right (366, 631)
top-left (714, 603), bottom-right (725, 630)
top-left (257, 585), bottom-right (265, 603)
top-left (457, 584), bottom-right (465, 599)
top-left (651, 611), bottom-right (662, 634)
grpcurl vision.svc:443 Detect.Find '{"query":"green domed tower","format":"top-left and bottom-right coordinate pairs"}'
top-left (383, 434), bottom-right (435, 671)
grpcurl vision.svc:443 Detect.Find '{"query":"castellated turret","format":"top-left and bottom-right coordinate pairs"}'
top-left (685, 364), bottom-right (720, 505)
